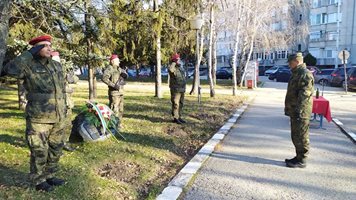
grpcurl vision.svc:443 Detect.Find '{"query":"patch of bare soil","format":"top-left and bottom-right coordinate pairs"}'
top-left (97, 160), bottom-right (173, 199)
top-left (164, 126), bottom-right (188, 137)
top-left (98, 161), bottom-right (141, 183)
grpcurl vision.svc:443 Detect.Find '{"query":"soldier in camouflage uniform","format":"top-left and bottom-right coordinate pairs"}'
top-left (284, 52), bottom-right (314, 168)
top-left (51, 52), bottom-right (78, 151)
top-left (168, 53), bottom-right (187, 124)
top-left (0, 35), bottom-right (67, 191)
top-left (102, 54), bottom-right (128, 128)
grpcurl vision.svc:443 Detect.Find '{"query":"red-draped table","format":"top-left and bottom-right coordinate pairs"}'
top-left (312, 96), bottom-right (332, 128)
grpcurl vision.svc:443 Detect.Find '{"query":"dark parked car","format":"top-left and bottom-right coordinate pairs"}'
top-left (330, 67), bottom-right (351, 87)
top-left (346, 67), bottom-right (356, 91)
top-left (268, 68), bottom-right (291, 82)
top-left (216, 69), bottom-right (232, 79)
top-left (314, 69), bottom-right (334, 85)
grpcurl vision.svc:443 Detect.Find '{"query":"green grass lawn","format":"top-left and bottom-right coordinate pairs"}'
top-left (0, 82), bottom-right (246, 200)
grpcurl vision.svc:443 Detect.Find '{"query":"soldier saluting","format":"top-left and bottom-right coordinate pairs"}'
top-left (102, 54), bottom-right (128, 129)
top-left (284, 52), bottom-right (314, 168)
top-left (168, 53), bottom-right (187, 124)
top-left (0, 35), bottom-right (67, 191)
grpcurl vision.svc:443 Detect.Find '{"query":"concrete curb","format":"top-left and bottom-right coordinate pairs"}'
top-left (156, 103), bottom-right (249, 200)
top-left (333, 118), bottom-right (356, 143)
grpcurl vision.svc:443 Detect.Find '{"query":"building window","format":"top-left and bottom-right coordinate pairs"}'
top-left (310, 14), bottom-right (321, 25)
top-left (298, 44), bottom-right (302, 51)
top-left (312, 0), bottom-right (321, 8)
top-left (299, 14), bottom-right (303, 20)
top-left (327, 31), bottom-right (338, 40)
top-left (329, 0), bottom-right (338, 4)
top-left (321, 13), bottom-right (328, 24)
top-left (282, 51), bottom-right (287, 59)
top-left (310, 31), bottom-right (321, 40)
top-left (328, 13), bottom-right (338, 23)
top-left (326, 50), bottom-right (333, 58)
top-left (270, 52), bottom-right (274, 60)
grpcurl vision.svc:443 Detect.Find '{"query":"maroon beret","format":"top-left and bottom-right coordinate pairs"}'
top-left (29, 35), bottom-right (52, 45)
top-left (110, 54), bottom-right (119, 61)
top-left (171, 53), bottom-right (180, 62)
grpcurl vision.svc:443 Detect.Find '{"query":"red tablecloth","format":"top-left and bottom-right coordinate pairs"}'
top-left (312, 96), bottom-right (332, 122)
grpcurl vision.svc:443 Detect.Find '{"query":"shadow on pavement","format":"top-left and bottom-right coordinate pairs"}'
top-left (211, 152), bottom-right (285, 167)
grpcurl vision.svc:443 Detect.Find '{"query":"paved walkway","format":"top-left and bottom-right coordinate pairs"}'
top-left (321, 86), bottom-right (356, 135)
top-left (184, 81), bottom-right (356, 200)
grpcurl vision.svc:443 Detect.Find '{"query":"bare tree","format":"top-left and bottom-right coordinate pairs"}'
top-left (207, 1), bottom-right (216, 97)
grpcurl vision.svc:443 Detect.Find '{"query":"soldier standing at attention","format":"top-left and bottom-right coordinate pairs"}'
top-left (284, 52), bottom-right (314, 168)
top-left (102, 54), bottom-right (128, 129)
top-left (168, 53), bottom-right (187, 124)
top-left (0, 35), bottom-right (67, 191)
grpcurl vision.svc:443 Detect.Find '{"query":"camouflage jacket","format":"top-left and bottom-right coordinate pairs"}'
top-left (168, 62), bottom-right (186, 93)
top-left (285, 63), bottom-right (314, 119)
top-left (2, 51), bottom-right (67, 123)
top-left (102, 65), bottom-right (128, 96)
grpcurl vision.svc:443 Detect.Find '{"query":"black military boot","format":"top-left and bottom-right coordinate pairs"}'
top-left (63, 143), bottom-right (75, 152)
top-left (285, 157), bottom-right (298, 163)
top-left (285, 158), bottom-right (306, 168)
top-left (173, 118), bottom-right (183, 124)
top-left (36, 181), bottom-right (54, 192)
top-left (46, 178), bottom-right (66, 186)
top-left (178, 118), bottom-right (186, 123)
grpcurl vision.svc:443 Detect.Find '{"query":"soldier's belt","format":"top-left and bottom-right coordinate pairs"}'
top-left (27, 93), bottom-right (64, 100)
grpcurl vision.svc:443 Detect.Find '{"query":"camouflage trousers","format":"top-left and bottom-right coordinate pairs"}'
top-left (290, 117), bottom-right (310, 161)
top-left (26, 119), bottom-right (66, 185)
top-left (109, 95), bottom-right (124, 123)
top-left (170, 91), bottom-right (185, 119)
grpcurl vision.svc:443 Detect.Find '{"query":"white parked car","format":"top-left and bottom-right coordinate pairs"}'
top-left (265, 65), bottom-right (288, 76)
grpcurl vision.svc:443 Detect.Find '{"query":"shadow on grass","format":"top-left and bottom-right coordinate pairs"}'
top-left (0, 164), bottom-right (30, 188)
top-left (124, 113), bottom-right (172, 123)
top-left (121, 131), bottom-right (181, 154)
top-left (0, 134), bottom-right (27, 148)
top-left (0, 111), bottom-right (25, 119)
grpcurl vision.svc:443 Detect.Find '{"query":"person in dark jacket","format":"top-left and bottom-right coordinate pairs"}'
top-left (168, 53), bottom-right (187, 124)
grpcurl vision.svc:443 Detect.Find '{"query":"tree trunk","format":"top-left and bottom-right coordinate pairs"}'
top-left (190, 27), bottom-right (204, 95)
top-left (240, 39), bottom-right (254, 87)
top-left (0, 0), bottom-right (10, 69)
top-left (154, 0), bottom-right (162, 98)
top-left (85, 1), bottom-right (95, 101)
top-left (212, 33), bottom-right (217, 86)
top-left (232, 32), bottom-right (240, 96)
top-left (207, 4), bottom-right (215, 97)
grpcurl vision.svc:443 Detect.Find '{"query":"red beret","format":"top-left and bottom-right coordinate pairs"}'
top-left (29, 35), bottom-right (52, 45)
top-left (110, 54), bottom-right (119, 61)
top-left (51, 51), bottom-right (59, 57)
top-left (171, 53), bottom-right (180, 62)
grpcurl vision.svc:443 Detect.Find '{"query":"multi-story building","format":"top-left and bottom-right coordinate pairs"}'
top-left (308, 0), bottom-right (356, 68)
top-left (215, 2), bottom-right (309, 69)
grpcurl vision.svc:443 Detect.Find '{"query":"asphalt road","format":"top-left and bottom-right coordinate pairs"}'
top-left (184, 78), bottom-right (356, 200)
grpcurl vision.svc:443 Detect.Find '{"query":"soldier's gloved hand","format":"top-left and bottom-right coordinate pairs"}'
top-left (29, 45), bottom-right (45, 56)
top-left (114, 84), bottom-right (121, 90)
top-left (120, 72), bottom-right (128, 79)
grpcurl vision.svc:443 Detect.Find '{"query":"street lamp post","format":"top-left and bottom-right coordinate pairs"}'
top-left (190, 14), bottom-right (204, 103)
